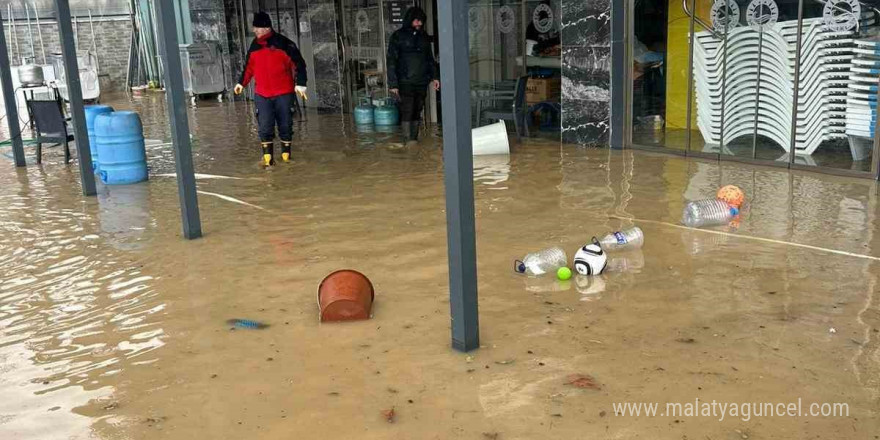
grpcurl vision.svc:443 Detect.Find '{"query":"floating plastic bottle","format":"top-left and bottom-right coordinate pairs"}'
top-left (515, 247), bottom-right (568, 276)
top-left (681, 199), bottom-right (739, 228)
top-left (598, 227), bottom-right (644, 251)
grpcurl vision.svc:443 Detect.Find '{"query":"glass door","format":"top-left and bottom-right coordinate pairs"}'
top-left (340, 0), bottom-right (388, 115)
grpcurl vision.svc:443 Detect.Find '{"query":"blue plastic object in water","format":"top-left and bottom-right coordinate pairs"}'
top-left (84, 105), bottom-right (114, 172)
top-left (374, 99), bottom-right (399, 126)
top-left (354, 98), bottom-right (375, 125)
top-left (94, 111), bottom-right (148, 185)
top-left (226, 319), bottom-right (269, 329)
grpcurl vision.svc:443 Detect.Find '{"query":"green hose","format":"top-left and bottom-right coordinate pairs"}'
top-left (0, 138), bottom-right (38, 147)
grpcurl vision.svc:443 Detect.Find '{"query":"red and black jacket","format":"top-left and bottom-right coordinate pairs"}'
top-left (239, 31), bottom-right (308, 98)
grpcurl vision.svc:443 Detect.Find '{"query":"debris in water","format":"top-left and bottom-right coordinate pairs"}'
top-left (102, 402), bottom-right (119, 410)
top-left (466, 355), bottom-right (474, 363)
top-left (676, 337), bottom-right (696, 344)
top-left (829, 327), bottom-right (837, 334)
top-left (482, 433), bottom-right (499, 440)
top-left (328, 392), bottom-right (340, 396)
top-left (565, 374), bottom-right (601, 390)
top-left (495, 359), bottom-right (515, 365)
top-left (381, 408), bottom-right (395, 423)
top-left (387, 387), bottom-right (398, 394)
top-left (599, 410), bottom-right (607, 417)
top-left (226, 319), bottom-right (269, 329)
top-left (48, 406), bottom-right (61, 412)
top-left (550, 413), bottom-right (562, 417)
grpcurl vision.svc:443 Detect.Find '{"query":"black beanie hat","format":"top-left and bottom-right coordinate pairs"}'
top-left (253, 12), bottom-right (272, 28)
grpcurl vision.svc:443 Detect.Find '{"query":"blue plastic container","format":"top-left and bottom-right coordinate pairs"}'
top-left (84, 105), bottom-right (114, 172)
top-left (354, 98), bottom-right (375, 125)
top-left (374, 99), bottom-right (399, 126)
top-left (94, 111), bottom-right (148, 185)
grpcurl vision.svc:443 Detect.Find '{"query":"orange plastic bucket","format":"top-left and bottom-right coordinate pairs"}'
top-left (318, 270), bottom-right (375, 322)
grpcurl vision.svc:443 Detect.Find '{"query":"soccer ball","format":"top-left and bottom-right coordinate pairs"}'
top-left (573, 238), bottom-right (607, 276)
top-left (717, 185), bottom-right (745, 208)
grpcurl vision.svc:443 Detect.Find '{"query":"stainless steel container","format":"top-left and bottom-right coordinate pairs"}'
top-left (18, 63), bottom-right (45, 87)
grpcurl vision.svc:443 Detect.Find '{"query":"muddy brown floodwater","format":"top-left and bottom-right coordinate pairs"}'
top-left (1, 94), bottom-right (879, 439)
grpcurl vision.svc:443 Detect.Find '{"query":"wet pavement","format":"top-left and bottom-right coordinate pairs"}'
top-left (1, 93), bottom-right (879, 439)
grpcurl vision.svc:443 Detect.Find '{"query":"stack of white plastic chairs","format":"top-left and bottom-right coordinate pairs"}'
top-left (695, 22), bottom-right (793, 151)
top-left (846, 37), bottom-right (880, 160)
top-left (783, 18), bottom-right (854, 155)
top-left (694, 17), bottom-right (862, 156)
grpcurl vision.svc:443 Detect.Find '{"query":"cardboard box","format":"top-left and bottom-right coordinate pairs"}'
top-left (526, 77), bottom-right (561, 103)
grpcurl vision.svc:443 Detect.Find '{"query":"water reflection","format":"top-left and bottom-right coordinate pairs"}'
top-left (523, 276), bottom-right (572, 293)
top-left (574, 275), bottom-right (606, 299)
top-left (97, 183), bottom-right (153, 251)
top-left (0, 168), bottom-right (165, 438)
top-left (473, 154), bottom-right (510, 188)
top-left (605, 250), bottom-right (645, 273)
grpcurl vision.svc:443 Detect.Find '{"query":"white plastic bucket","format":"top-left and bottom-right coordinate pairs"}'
top-left (471, 120), bottom-right (510, 156)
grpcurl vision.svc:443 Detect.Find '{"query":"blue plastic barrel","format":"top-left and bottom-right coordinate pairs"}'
top-left (94, 111), bottom-right (148, 185)
top-left (374, 99), bottom-right (399, 126)
top-left (84, 105), bottom-right (113, 172)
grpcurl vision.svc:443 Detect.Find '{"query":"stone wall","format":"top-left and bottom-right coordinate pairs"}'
top-left (560, 0), bottom-right (611, 146)
top-left (2, 16), bottom-right (133, 92)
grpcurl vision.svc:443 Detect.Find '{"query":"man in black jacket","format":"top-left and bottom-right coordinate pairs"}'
top-left (387, 6), bottom-right (439, 145)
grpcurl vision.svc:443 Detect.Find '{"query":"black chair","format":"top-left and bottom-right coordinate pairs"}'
top-left (26, 93), bottom-right (72, 164)
top-left (477, 75), bottom-right (530, 139)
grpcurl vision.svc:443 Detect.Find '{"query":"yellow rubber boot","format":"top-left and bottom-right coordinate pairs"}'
top-left (261, 142), bottom-right (275, 166)
top-left (281, 142), bottom-right (292, 162)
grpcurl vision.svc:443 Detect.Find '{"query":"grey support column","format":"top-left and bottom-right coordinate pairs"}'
top-left (154, 0), bottom-right (202, 239)
top-left (0, 7), bottom-right (26, 167)
top-left (609, 0), bottom-right (626, 149)
top-left (438, 0), bottom-right (479, 352)
top-left (53, 0), bottom-right (97, 195)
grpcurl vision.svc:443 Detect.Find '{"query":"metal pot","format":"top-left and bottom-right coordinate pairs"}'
top-left (18, 63), bottom-right (44, 87)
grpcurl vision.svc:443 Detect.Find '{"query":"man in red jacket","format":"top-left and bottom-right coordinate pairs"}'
top-left (234, 12), bottom-right (308, 166)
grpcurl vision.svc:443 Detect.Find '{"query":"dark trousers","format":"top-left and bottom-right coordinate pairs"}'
top-left (398, 86), bottom-right (428, 123)
top-left (255, 93), bottom-right (294, 142)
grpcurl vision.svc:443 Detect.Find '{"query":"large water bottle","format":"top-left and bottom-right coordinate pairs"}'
top-left (681, 199), bottom-right (739, 228)
top-left (515, 247), bottom-right (568, 276)
top-left (598, 227), bottom-right (644, 251)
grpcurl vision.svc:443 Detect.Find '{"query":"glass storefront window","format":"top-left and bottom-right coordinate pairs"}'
top-left (630, 0), bottom-right (880, 177)
top-left (794, 0), bottom-right (876, 171)
top-left (469, 0), bottom-right (562, 135)
top-left (631, 0), bottom-right (681, 149)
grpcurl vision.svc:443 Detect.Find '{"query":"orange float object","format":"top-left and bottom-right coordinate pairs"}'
top-left (717, 185), bottom-right (745, 208)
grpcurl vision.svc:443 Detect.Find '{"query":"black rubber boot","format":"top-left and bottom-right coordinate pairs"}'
top-left (400, 121), bottom-right (412, 144)
top-left (409, 121), bottom-right (420, 143)
top-left (261, 142), bottom-right (275, 166)
top-left (281, 141), bottom-right (292, 162)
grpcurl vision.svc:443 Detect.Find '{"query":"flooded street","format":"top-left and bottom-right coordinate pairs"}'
top-left (1, 94), bottom-right (879, 439)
